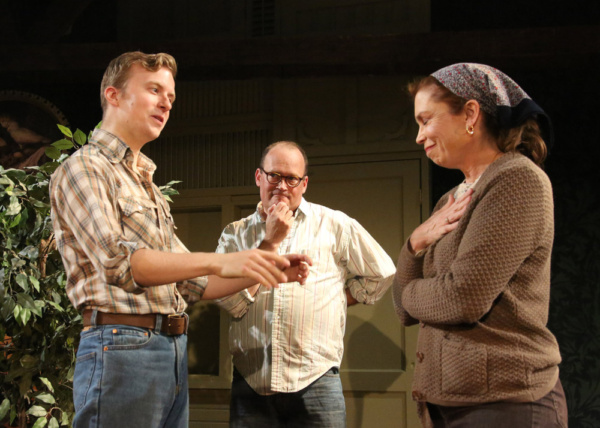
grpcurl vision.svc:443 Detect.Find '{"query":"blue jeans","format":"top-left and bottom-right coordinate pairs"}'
top-left (229, 367), bottom-right (346, 428)
top-left (426, 379), bottom-right (568, 428)
top-left (72, 314), bottom-right (188, 428)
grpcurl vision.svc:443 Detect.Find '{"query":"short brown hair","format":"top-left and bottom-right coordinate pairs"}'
top-left (260, 141), bottom-right (309, 176)
top-left (100, 51), bottom-right (177, 113)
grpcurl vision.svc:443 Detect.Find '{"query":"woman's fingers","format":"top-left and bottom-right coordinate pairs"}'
top-left (410, 188), bottom-right (474, 251)
top-left (441, 188), bottom-right (473, 224)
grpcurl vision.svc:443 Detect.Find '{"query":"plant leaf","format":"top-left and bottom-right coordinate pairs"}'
top-left (8, 212), bottom-right (22, 228)
top-left (7, 195), bottom-right (21, 216)
top-left (0, 398), bottom-right (10, 420)
top-left (32, 300), bottom-right (44, 316)
top-left (45, 146), bottom-right (62, 160)
top-left (13, 304), bottom-right (21, 320)
top-left (30, 198), bottom-right (50, 208)
top-left (30, 276), bottom-right (40, 292)
top-left (46, 301), bottom-right (64, 312)
top-left (39, 377), bottom-right (55, 393)
top-left (49, 416), bottom-right (59, 428)
top-left (0, 176), bottom-right (13, 185)
top-left (32, 416), bottom-right (48, 428)
top-left (51, 139), bottom-right (74, 150)
top-left (11, 258), bottom-right (26, 269)
top-left (67, 364), bottom-right (75, 382)
top-left (19, 307), bottom-right (31, 325)
top-left (56, 124), bottom-right (73, 138)
top-left (74, 129), bottom-right (87, 146)
top-left (39, 162), bottom-right (60, 174)
top-left (16, 273), bottom-right (29, 292)
top-left (4, 169), bottom-right (27, 182)
top-left (16, 292), bottom-right (37, 310)
top-left (19, 245), bottom-right (40, 259)
top-left (35, 393), bottom-right (56, 405)
top-left (1, 297), bottom-right (16, 320)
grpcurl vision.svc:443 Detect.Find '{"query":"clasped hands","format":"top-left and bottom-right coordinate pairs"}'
top-left (230, 202), bottom-right (311, 288)
top-left (217, 249), bottom-right (312, 290)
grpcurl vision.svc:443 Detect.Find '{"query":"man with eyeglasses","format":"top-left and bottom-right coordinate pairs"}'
top-left (215, 141), bottom-right (396, 427)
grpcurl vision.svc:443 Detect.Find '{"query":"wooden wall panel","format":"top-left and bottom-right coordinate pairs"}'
top-left (144, 80), bottom-right (273, 189)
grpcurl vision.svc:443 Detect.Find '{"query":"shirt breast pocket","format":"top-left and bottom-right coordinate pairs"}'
top-left (118, 197), bottom-right (159, 241)
top-left (158, 201), bottom-right (177, 234)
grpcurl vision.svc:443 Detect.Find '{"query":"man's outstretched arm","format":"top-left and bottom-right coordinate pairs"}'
top-left (131, 248), bottom-right (311, 299)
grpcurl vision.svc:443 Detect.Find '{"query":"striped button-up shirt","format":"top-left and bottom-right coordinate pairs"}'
top-left (50, 129), bottom-right (206, 314)
top-left (216, 198), bottom-right (395, 394)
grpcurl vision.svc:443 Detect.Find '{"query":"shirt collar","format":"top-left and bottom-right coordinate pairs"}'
top-left (296, 198), bottom-right (309, 217)
top-left (90, 128), bottom-right (157, 175)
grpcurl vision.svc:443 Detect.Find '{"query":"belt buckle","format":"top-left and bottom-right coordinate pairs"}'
top-left (166, 313), bottom-right (188, 335)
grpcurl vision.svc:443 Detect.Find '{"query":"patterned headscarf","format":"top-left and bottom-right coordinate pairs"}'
top-left (431, 63), bottom-right (553, 148)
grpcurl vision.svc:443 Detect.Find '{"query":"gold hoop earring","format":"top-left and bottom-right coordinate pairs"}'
top-left (466, 124), bottom-right (474, 135)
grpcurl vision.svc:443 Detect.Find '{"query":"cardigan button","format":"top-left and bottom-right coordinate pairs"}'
top-left (416, 351), bottom-right (424, 363)
top-left (412, 390), bottom-right (426, 401)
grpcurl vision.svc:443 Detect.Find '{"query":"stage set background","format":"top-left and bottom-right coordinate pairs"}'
top-left (1, 1), bottom-right (598, 426)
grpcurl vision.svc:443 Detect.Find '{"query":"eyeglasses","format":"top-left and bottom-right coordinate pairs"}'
top-left (259, 167), bottom-right (305, 188)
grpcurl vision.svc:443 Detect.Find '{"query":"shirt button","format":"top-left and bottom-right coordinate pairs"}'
top-left (416, 351), bottom-right (424, 363)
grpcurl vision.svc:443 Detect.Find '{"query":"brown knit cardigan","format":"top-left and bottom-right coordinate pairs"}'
top-left (393, 152), bottom-right (561, 423)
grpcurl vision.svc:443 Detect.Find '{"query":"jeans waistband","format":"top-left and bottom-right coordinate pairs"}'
top-left (82, 309), bottom-right (188, 336)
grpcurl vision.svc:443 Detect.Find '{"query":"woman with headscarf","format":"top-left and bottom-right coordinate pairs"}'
top-left (393, 63), bottom-right (568, 427)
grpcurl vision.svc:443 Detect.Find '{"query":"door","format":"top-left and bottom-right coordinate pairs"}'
top-left (306, 159), bottom-right (421, 428)
top-left (173, 156), bottom-right (425, 427)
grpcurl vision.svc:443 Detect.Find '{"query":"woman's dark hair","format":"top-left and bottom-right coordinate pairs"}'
top-left (408, 76), bottom-right (547, 166)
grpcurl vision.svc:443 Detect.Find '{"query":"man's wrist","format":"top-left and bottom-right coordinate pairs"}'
top-left (258, 239), bottom-right (279, 252)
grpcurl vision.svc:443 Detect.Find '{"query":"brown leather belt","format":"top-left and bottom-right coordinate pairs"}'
top-left (82, 310), bottom-right (188, 336)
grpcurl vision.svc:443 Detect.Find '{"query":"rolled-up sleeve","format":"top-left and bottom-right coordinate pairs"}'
top-left (342, 218), bottom-right (395, 305)
top-left (213, 223), bottom-right (257, 318)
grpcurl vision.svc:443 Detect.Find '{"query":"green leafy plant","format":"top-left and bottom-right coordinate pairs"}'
top-left (0, 124), bottom-right (88, 428)
top-left (159, 180), bottom-right (183, 203)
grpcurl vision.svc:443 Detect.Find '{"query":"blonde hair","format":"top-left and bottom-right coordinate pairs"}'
top-left (100, 51), bottom-right (177, 113)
